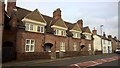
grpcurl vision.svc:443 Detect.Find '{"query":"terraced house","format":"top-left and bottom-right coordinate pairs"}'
top-left (2, 0), bottom-right (94, 62)
top-left (92, 28), bottom-right (112, 54)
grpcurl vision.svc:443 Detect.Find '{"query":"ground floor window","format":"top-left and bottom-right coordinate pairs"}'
top-left (60, 42), bottom-right (65, 52)
top-left (25, 39), bottom-right (35, 52)
top-left (73, 43), bottom-right (77, 51)
top-left (88, 44), bottom-right (91, 51)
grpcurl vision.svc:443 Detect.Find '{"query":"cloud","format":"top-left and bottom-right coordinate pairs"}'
top-left (16, 0), bottom-right (118, 38)
top-left (82, 16), bottom-right (118, 38)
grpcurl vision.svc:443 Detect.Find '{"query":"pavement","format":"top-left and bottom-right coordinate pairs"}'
top-left (2, 53), bottom-right (120, 68)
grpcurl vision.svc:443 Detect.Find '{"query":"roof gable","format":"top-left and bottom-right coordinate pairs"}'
top-left (83, 26), bottom-right (91, 33)
top-left (70, 23), bottom-right (82, 32)
top-left (24, 9), bottom-right (46, 23)
top-left (52, 18), bottom-right (68, 29)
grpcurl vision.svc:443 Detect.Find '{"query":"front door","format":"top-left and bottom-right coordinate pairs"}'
top-left (108, 46), bottom-right (110, 53)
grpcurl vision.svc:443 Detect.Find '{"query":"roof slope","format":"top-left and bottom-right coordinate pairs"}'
top-left (97, 35), bottom-right (111, 41)
top-left (82, 26), bottom-right (91, 33)
top-left (52, 18), bottom-right (67, 28)
top-left (24, 9), bottom-right (46, 23)
top-left (71, 23), bottom-right (82, 32)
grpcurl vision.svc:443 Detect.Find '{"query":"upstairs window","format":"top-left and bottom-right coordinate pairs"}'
top-left (108, 41), bottom-right (110, 45)
top-left (30, 24), bottom-right (33, 31)
top-left (103, 40), bottom-right (105, 44)
top-left (25, 23), bottom-right (34, 31)
top-left (85, 34), bottom-right (91, 40)
top-left (37, 25), bottom-right (44, 33)
top-left (61, 30), bottom-right (66, 36)
top-left (73, 32), bottom-right (80, 38)
top-left (54, 29), bottom-right (66, 36)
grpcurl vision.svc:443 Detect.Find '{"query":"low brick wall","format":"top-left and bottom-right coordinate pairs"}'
top-left (16, 52), bottom-right (51, 61)
top-left (63, 51), bottom-right (81, 57)
top-left (80, 51), bottom-right (89, 56)
top-left (95, 51), bottom-right (102, 55)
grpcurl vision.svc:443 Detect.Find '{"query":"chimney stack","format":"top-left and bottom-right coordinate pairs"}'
top-left (92, 27), bottom-right (97, 35)
top-left (77, 19), bottom-right (83, 28)
top-left (114, 36), bottom-right (117, 40)
top-left (108, 35), bottom-right (112, 39)
top-left (0, 1), bottom-right (5, 26)
top-left (53, 8), bottom-right (61, 20)
top-left (103, 32), bottom-right (106, 37)
top-left (7, 0), bottom-right (16, 16)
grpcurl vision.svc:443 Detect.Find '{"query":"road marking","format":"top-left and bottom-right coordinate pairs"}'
top-left (74, 64), bottom-right (81, 68)
top-left (68, 56), bottom-right (120, 68)
top-left (100, 59), bottom-right (107, 62)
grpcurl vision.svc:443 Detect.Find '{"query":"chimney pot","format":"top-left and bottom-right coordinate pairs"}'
top-left (77, 19), bottom-right (83, 28)
top-left (53, 8), bottom-right (61, 19)
top-left (108, 35), bottom-right (112, 39)
top-left (7, 0), bottom-right (16, 16)
top-left (103, 32), bottom-right (106, 37)
top-left (92, 27), bottom-right (97, 35)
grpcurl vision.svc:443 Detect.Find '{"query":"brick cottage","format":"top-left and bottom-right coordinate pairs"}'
top-left (2, 0), bottom-right (94, 61)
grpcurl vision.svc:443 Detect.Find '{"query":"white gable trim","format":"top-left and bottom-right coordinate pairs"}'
top-left (82, 32), bottom-right (92, 35)
top-left (70, 29), bottom-right (82, 33)
top-left (51, 25), bottom-right (68, 30)
top-left (22, 18), bottom-right (47, 26)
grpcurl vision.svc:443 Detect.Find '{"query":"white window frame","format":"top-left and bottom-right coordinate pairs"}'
top-left (37, 25), bottom-right (44, 33)
top-left (73, 43), bottom-right (77, 51)
top-left (61, 30), bottom-right (66, 36)
top-left (85, 34), bottom-right (91, 40)
top-left (103, 40), bottom-right (105, 44)
top-left (73, 32), bottom-right (80, 38)
top-left (108, 41), bottom-right (110, 45)
top-left (88, 44), bottom-right (91, 51)
top-left (25, 23), bottom-right (34, 31)
top-left (60, 42), bottom-right (65, 52)
top-left (54, 29), bottom-right (66, 36)
top-left (25, 39), bottom-right (35, 52)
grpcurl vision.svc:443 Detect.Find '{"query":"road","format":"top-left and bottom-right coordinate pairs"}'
top-left (2, 53), bottom-right (120, 68)
top-left (88, 59), bottom-right (120, 68)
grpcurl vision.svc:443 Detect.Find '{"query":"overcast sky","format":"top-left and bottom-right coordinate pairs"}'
top-left (6, 0), bottom-right (119, 38)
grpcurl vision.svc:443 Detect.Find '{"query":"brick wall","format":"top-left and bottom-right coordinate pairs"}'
top-left (111, 39), bottom-right (117, 52)
top-left (16, 30), bottom-right (45, 53)
top-left (69, 37), bottom-right (81, 51)
top-left (94, 51), bottom-right (102, 55)
top-left (17, 52), bottom-right (50, 61)
top-left (63, 51), bottom-right (81, 57)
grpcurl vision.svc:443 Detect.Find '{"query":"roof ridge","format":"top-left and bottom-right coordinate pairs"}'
top-left (16, 6), bottom-right (32, 12)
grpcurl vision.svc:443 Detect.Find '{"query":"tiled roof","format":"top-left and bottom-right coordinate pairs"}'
top-left (82, 26), bottom-right (91, 33)
top-left (24, 9), bottom-right (46, 23)
top-left (65, 21), bottom-right (74, 30)
top-left (97, 35), bottom-right (111, 41)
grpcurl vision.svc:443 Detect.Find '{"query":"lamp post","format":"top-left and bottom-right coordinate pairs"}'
top-left (100, 25), bottom-right (103, 53)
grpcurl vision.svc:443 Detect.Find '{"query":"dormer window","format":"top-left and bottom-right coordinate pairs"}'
top-left (72, 32), bottom-right (80, 38)
top-left (54, 29), bottom-right (66, 36)
top-left (85, 34), bottom-right (91, 40)
top-left (37, 25), bottom-right (44, 33)
top-left (30, 24), bottom-right (33, 30)
top-left (25, 23), bottom-right (34, 31)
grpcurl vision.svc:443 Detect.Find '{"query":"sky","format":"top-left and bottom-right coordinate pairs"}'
top-left (5, 0), bottom-right (119, 39)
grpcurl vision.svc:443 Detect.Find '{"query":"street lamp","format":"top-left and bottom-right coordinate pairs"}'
top-left (100, 25), bottom-right (103, 53)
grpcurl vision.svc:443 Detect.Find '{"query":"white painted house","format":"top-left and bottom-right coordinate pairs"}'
top-left (92, 28), bottom-right (112, 54)
top-left (101, 36), bottom-right (112, 53)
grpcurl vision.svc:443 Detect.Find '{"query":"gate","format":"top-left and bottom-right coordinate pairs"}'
top-left (2, 41), bottom-right (16, 62)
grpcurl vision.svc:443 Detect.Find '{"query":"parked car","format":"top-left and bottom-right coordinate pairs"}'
top-left (115, 48), bottom-right (120, 54)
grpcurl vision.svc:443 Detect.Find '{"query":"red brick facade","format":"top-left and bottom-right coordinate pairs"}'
top-left (2, 1), bottom-right (94, 61)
